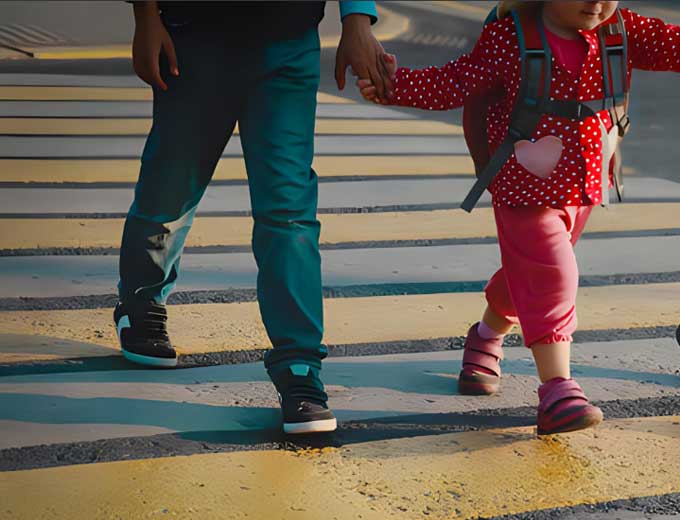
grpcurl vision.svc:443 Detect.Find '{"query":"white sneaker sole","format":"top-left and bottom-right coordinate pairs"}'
top-left (121, 348), bottom-right (178, 368)
top-left (283, 418), bottom-right (337, 434)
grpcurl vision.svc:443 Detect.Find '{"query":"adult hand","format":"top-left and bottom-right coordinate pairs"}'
top-left (132, 1), bottom-right (179, 91)
top-left (335, 14), bottom-right (393, 102)
top-left (357, 53), bottom-right (397, 103)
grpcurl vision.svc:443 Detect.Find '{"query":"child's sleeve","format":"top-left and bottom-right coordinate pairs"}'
top-left (623, 9), bottom-right (680, 72)
top-left (391, 23), bottom-right (507, 111)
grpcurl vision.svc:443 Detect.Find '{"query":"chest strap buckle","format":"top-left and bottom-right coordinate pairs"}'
top-left (617, 113), bottom-right (631, 137)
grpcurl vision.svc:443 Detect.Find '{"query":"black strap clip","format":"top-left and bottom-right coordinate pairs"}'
top-left (617, 113), bottom-right (631, 137)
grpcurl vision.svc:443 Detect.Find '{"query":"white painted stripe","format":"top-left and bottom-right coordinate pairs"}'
top-left (0, 135), bottom-right (466, 158)
top-left (0, 24), bottom-right (51, 44)
top-left (0, 30), bottom-right (22, 44)
top-left (22, 23), bottom-right (68, 42)
top-left (8, 23), bottom-right (59, 43)
top-left (0, 100), bottom-right (415, 119)
top-left (0, 178), bottom-right (676, 216)
top-left (1, 235), bottom-right (680, 298)
top-left (0, 179), bottom-right (486, 215)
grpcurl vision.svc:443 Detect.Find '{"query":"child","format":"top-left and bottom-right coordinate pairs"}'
top-left (359, 1), bottom-right (680, 434)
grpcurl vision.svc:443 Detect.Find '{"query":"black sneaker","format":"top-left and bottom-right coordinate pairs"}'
top-left (114, 301), bottom-right (178, 368)
top-left (279, 394), bottom-right (337, 435)
top-left (268, 363), bottom-right (337, 434)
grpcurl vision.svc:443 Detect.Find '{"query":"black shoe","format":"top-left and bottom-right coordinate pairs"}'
top-left (268, 363), bottom-right (337, 434)
top-left (114, 301), bottom-right (177, 368)
top-left (279, 394), bottom-right (337, 434)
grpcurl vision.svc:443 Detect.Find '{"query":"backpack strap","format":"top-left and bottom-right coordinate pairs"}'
top-left (598, 8), bottom-right (629, 203)
top-left (461, 8), bottom-right (549, 212)
top-left (461, 8), bottom-right (630, 212)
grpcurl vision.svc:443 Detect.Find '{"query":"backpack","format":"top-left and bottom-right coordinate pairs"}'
top-left (461, 6), bottom-right (630, 212)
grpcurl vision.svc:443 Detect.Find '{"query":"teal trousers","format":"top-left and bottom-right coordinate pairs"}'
top-left (118, 22), bottom-right (326, 371)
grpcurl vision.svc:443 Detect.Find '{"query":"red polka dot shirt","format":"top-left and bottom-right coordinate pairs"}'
top-left (391, 9), bottom-right (680, 208)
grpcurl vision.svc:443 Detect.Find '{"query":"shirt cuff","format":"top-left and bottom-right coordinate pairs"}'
top-left (339, 1), bottom-right (378, 25)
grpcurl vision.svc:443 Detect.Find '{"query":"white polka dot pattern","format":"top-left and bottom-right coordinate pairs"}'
top-left (390, 9), bottom-right (680, 208)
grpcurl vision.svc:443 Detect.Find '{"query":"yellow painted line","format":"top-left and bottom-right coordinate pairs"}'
top-left (374, 3), bottom-right (411, 43)
top-left (1, 203), bottom-right (677, 251)
top-left (0, 117), bottom-right (461, 136)
top-left (27, 44), bottom-right (132, 60)
top-left (585, 203), bottom-right (680, 233)
top-left (0, 156), bottom-right (474, 184)
top-left (0, 86), bottom-right (153, 101)
top-left (1, 417), bottom-right (678, 519)
top-left (430, 0), bottom-right (492, 19)
top-left (2, 210), bottom-right (488, 250)
top-left (1, 282), bottom-right (678, 362)
top-left (21, 5), bottom-right (409, 60)
top-left (0, 86), bottom-right (351, 104)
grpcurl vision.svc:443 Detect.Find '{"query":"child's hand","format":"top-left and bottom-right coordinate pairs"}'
top-left (357, 53), bottom-right (397, 104)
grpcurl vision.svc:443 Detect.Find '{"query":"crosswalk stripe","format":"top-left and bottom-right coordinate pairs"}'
top-left (4, 177), bottom-right (678, 216)
top-left (0, 86), bottom-right (353, 104)
top-left (2, 235), bottom-right (679, 299)
top-left (0, 340), bottom-right (676, 446)
top-left (0, 416), bottom-right (677, 518)
top-left (0, 100), bottom-right (413, 119)
top-left (0, 117), bottom-right (463, 136)
top-left (1, 283), bottom-right (678, 358)
top-left (0, 179), bottom-right (489, 215)
top-left (0, 203), bottom-right (677, 251)
top-left (0, 25), bottom-right (55, 45)
top-left (0, 134), bottom-right (467, 158)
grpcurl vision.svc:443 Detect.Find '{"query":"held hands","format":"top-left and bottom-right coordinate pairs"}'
top-left (335, 14), bottom-right (394, 103)
top-left (357, 53), bottom-right (397, 104)
top-left (132, 2), bottom-right (179, 91)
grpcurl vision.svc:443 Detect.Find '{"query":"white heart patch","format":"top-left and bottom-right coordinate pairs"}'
top-left (514, 135), bottom-right (564, 179)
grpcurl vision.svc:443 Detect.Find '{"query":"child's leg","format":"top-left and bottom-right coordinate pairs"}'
top-left (495, 205), bottom-right (602, 434)
top-left (532, 341), bottom-right (570, 382)
top-left (529, 205), bottom-right (592, 382)
top-left (481, 267), bottom-right (519, 336)
top-left (458, 259), bottom-right (519, 395)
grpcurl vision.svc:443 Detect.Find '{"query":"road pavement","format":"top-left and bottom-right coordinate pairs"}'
top-left (0, 2), bottom-right (679, 519)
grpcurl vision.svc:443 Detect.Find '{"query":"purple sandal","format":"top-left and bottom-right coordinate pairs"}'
top-left (537, 377), bottom-right (603, 435)
top-left (458, 322), bottom-right (504, 395)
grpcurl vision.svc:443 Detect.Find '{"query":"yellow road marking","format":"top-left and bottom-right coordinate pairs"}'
top-left (1, 417), bottom-right (677, 519)
top-left (1, 283), bottom-right (678, 361)
top-left (0, 117), bottom-right (461, 136)
top-left (0, 203), bottom-right (677, 250)
top-left (431, 0), bottom-right (493, 19)
top-left (0, 86), bottom-right (153, 101)
top-left (20, 5), bottom-right (409, 61)
top-left (0, 86), bottom-right (352, 104)
top-left (0, 156), bottom-right (474, 184)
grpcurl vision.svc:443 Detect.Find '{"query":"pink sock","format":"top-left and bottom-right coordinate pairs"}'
top-left (478, 320), bottom-right (504, 340)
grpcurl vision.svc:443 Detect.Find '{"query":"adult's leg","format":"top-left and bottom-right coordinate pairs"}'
top-left (238, 29), bottom-right (325, 377)
top-left (238, 29), bottom-right (337, 433)
top-left (119, 22), bottom-right (240, 305)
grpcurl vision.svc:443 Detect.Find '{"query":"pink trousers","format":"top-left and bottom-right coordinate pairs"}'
top-left (485, 205), bottom-right (594, 347)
